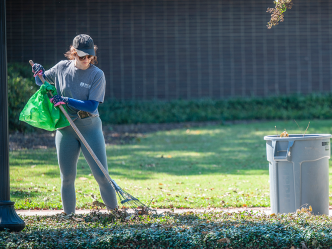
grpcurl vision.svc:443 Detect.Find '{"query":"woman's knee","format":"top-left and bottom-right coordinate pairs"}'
top-left (93, 173), bottom-right (110, 186)
top-left (61, 173), bottom-right (76, 186)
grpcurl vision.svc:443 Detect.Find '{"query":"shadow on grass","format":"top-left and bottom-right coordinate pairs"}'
top-left (12, 119), bottom-right (327, 181)
top-left (10, 125), bottom-right (271, 181)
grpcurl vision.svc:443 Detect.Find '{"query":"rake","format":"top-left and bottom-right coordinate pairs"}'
top-left (29, 60), bottom-right (151, 213)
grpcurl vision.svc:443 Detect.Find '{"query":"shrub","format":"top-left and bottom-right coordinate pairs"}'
top-left (7, 63), bottom-right (38, 132)
top-left (7, 63), bottom-right (332, 132)
top-left (0, 210), bottom-right (331, 248)
top-left (99, 94), bottom-right (332, 125)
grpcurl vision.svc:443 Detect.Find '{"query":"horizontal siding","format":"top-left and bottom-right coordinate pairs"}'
top-left (6, 0), bottom-right (332, 100)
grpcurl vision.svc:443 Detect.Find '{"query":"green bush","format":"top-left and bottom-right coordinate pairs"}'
top-left (1, 210), bottom-right (331, 248)
top-left (8, 63), bottom-right (38, 132)
top-left (99, 94), bottom-right (332, 125)
top-left (8, 63), bottom-right (332, 132)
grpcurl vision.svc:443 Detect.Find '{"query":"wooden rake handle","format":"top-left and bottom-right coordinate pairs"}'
top-left (29, 60), bottom-right (114, 184)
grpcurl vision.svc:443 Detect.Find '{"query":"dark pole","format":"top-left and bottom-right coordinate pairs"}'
top-left (0, 0), bottom-right (25, 232)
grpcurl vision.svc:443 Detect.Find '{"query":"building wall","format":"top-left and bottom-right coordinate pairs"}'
top-left (6, 0), bottom-right (332, 100)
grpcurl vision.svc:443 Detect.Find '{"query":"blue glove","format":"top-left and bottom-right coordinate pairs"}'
top-left (50, 95), bottom-right (69, 107)
top-left (32, 63), bottom-right (45, 77)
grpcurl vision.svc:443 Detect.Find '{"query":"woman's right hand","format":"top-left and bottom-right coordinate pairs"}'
top-left (32, 63), bottom-right (45, 77)
top-left (50, 95), bottom-right (69, 107)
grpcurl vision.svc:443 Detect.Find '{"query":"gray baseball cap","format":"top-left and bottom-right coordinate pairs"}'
top-left (73, 34), bottom-right (95, 57)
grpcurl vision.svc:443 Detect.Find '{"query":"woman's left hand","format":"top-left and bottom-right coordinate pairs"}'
top-left (32, 63), bottom-right (45, 77)
top-left (50, 95), bottom-right (69, 107)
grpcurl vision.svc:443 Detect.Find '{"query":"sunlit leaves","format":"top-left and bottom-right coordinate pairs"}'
top-left (267, 0), bottom-right (293, 29)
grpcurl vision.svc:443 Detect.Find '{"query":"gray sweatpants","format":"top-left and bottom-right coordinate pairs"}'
top-left (55, 116), bottom-right (117, 214)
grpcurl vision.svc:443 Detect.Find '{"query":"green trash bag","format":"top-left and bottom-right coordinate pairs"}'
top-left (19, 82), bottom-right (70, 131)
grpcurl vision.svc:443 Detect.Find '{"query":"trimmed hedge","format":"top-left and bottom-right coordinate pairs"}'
top-left (1, 209), bottom-right (331, 248)
top-left (7, 63), bottom-right (332, 132)
top-left (100, 94), bottom-right (332, 125)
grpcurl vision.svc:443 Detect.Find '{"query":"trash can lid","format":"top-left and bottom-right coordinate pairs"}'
top-left (264, 134), bottom-right (332, 141)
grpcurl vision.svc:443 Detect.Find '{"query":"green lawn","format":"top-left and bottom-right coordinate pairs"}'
top-left (9, 119), bottom-right (332, 210)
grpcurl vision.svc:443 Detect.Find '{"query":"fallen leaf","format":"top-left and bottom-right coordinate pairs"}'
top-left (242, 204), bottom-right (247, 207)
top-left (92, 201), bottom-right (106, 208)
top-left (159, 183), bottom-right (163, 185)
top-left (218, 238), bottom-right (230, 243)
top-left (301, 242), bottom-right (308, 249)
top-left (73, 218), bottom-right (84, 222)
top-left (125, 215), bottom-right (134, 220)
top-left (31, 165), bottom-right (36, 168)
top-left (79, 177), bottom-right (88, 181)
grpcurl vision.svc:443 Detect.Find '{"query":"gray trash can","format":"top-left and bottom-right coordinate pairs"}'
top-left (264, 134), bottom-right (332, 215)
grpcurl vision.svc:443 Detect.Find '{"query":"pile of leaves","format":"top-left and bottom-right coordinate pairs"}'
top-left (1, 209), bottom-right (332, 248)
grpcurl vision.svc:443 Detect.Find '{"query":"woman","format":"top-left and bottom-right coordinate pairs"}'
top-left (32, 34), bottom-right (117, 214)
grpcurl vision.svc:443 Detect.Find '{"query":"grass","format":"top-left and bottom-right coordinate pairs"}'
top-left (9, 119), bottom-right (332, 210)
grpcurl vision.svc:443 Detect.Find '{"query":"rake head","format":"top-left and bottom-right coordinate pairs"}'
top-left (110, 179), bottom-right (154, 215)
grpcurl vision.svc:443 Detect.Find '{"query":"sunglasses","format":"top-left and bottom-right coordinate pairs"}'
top-left (77, 55), bottom-right (93, 61)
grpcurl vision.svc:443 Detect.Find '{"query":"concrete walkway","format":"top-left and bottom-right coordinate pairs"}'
top-left (15, 207), bottom-right (332, 216)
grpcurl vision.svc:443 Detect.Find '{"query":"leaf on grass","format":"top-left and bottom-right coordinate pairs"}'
top-left (31, 165), bottom-right (36, 168)
top-left (92, 201), bottom-right (106, 208)
top-left (218, 238), bottom-right (230, 243)
top-left (159, 183), bottom-right (163, 185)
top-left (79, 177), bottom-right (88, 181)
